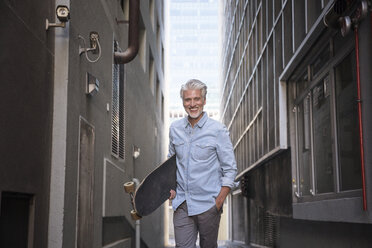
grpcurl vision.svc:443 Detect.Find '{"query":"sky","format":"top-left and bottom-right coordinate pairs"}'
top-left (165, 0), bottom-right (221, 121)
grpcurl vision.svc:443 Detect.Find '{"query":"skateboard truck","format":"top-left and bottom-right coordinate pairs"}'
top-left (123, 155), bottom-right (176, 219)
top-left (124, 181), bottom-right (142, 220)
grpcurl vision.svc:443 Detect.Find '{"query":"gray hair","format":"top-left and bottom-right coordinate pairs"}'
top-left (180, 79), bottom-right (207, 99)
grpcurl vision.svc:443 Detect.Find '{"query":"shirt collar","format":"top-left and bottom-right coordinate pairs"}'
top-left (184, 112), bottom-right (208, 128)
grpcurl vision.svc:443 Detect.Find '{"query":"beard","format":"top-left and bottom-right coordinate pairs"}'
top-left (187, 108), bottom-right (203, 119)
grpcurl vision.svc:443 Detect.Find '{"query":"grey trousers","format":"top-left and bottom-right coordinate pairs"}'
top-left (173, 201), bottom-right (222, 248)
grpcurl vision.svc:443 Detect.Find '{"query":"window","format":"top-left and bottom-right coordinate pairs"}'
top-left (335, 52), bottom-right (361, 191)
top-left (138, 18), bottom-right (146, 71)
top-left (156, 77), bottom-right (160, 109)
top-left (112, 58), bottom-right (125, 160)
top-left (161, 93), bottom-right (164, 122)
top-left (312, 75), bottom-right (333, 194)
top-left (149, 54), bottom-right (155, 94)
top-left (296, 91), bottom-right (312, 196)
top-left (293, 39), bottom-right (361, 199)
top-left (156, 22), bottom-right (161, 51)
top-left (150, 0), bottom-right (155, 31)
top-left (120, 0), bottom-right (129, 21)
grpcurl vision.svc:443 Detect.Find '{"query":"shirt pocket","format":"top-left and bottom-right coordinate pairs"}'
top-left (173, 141), bottom-right (185, 160)
top-left (193, 143), bottom-right (215, 161)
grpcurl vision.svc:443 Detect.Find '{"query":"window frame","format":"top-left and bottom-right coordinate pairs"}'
top-left (290, 33), bottom-right (368, 223)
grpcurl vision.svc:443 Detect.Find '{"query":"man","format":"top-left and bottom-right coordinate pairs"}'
top-left (168, 79), bottom-right (238, 248)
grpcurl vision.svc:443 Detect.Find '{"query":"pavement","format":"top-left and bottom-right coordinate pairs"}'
top-left (166, 239), bottom-right (249, 248)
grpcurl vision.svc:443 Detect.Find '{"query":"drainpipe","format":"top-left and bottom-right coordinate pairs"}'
top-left (325, 0), bottom-right (369, 211)
top-left (354, 25), bottom-right (367, 211)
top-left (351, 0), bottom-right (369, 211)
top-left (114, 0), bottom-right (140, 64)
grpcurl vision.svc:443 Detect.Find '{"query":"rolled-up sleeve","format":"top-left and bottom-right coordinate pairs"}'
top-left (216, 127), bottom-right (239, 189)
top-left (168, 127), bottom-right (175, 158)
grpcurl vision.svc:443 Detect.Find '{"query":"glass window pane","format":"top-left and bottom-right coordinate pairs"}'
top-left (297, 96), bottom-right (312, 196)
top-left (312, 44), bottom-right (330, 78)
top-left (293, 0), bottom-right (306, 50)
top-left (296, 70), bottom-right (309, 98)
top-left (335, 51), bottom-right (361, 191)
top-left (306, 0), bottom-right (322, 31)
top-left (312, 75), bottom-right (334, 194)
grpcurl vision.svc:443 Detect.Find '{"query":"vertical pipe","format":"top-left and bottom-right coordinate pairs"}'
top-left (133, 178), bottom-right (141, 247)
top-left (354, 26), bottom-right (367, 211)
top-left (136, 220), bottom-right (140, 248)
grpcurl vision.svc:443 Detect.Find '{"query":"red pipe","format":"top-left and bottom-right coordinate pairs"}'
top-left (354, 26), bottom-right (367, 211)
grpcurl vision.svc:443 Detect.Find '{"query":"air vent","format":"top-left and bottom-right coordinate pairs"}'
top-left (111, 59), bottom-right (125, 160)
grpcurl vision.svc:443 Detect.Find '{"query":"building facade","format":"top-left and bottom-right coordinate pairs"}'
top-left (1, 0), bottom-right (166, 247)
top-left (221, 0), bottom-right (372, 247)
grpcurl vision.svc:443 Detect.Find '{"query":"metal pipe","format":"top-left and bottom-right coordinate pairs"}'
top-left (133, 178), bottom-right (141, 248)
top-left (114, 0), bottom-right (140, 64)
top-left (354, 26), bottom-right (367, 211)
top-left (135, 220), bottom-right (140, 248)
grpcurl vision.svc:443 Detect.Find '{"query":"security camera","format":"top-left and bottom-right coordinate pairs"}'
top-left (56, 5), bottom-right (70, 22)
top-left (46, 5), bottom-right (70, 30)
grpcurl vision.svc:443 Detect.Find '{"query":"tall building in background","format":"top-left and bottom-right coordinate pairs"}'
top-left (167, 0), bottom-right (220, 121)
top-left (165, 1), bottom-right (229, 245)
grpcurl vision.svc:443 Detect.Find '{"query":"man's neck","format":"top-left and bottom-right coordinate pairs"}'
top-left (188, 112), bottom-right (204, 128)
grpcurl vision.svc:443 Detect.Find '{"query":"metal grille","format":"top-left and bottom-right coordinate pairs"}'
top-left (263, 212), bottom-right (278, 247)
top-left (111, 63), bottom-right (125, 160)
top-left (251, 206), bottom-right (279, 248)
top-left (118, 64), bottom-right (125, 159)
top-left (112, 64), bottom-right (120, 157)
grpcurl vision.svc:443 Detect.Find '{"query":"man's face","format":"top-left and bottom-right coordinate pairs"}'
top-left (182, 89), bottom-right (206, 119)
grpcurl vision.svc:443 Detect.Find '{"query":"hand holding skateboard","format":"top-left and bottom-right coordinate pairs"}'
top-left (169, 189), bottom-right (176, 200)
top-left (124, 155), bottom-right (177, 220)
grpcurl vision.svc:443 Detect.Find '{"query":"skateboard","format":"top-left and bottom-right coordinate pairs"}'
top-left (124, 155), bottom-right (177, 220)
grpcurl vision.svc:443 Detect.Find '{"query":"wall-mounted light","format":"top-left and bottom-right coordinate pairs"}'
top-left (46, 5), bottom-right (70, 30)
top-left (86, 72), bottom-right (99, 96)
top-left (133, 146), bottom-right (140, 159)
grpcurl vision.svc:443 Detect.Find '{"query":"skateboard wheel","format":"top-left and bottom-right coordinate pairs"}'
top-left (131, 210), bottom-right (142, 220)
top-left (124, 182), bottom-right (135, 193)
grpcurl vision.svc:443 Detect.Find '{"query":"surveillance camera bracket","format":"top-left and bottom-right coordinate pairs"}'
top-left (46, 19), bottom-right (66, 30)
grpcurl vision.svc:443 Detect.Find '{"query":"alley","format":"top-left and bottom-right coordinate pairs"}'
top-left (1, 0), bottom-right (372, 248)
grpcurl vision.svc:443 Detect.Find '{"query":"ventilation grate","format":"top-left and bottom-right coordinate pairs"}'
top-left (263, 212), bottom-right (279, 247)
top-left (111, 63), bottom-right (120, 157)
top-left (111, 62), bottom-right (125, 160)
top-left (251, 207), bottom-right (280, 248)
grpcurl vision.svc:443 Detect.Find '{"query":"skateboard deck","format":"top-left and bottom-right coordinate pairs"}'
top-left (124, 155), bottom-right (177, 219)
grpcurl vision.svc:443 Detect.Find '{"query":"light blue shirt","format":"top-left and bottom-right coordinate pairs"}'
top-left (168, 112), bottom-right (238, 216)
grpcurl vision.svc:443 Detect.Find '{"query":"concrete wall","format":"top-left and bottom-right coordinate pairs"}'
top-left (57, 0), bottom-right (166, 247)
top-left (0, 0), bottom-right (54, 247)
top-left (1, 0), bottom-right (166, 247)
